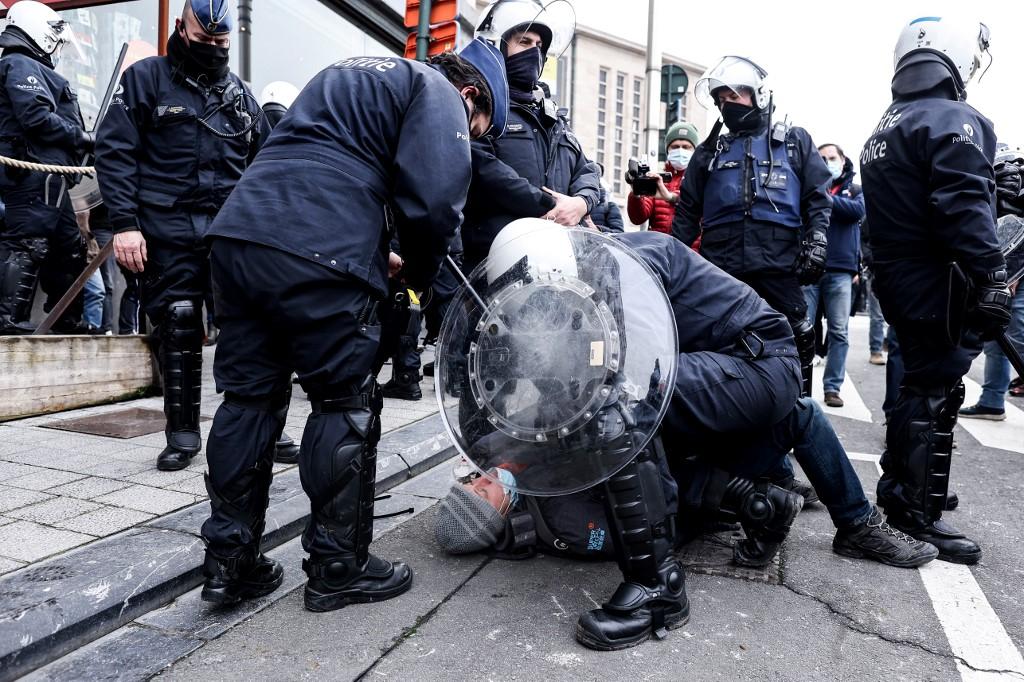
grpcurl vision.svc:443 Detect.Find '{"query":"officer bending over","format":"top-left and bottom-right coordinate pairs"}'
top-left (195, 41), bottom-right (508, 612)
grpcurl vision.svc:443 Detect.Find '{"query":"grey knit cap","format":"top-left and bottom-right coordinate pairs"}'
top-left (434, 484), bottom-right (506, 554)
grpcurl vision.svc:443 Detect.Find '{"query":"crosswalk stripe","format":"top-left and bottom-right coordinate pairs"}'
top-left (811, 371), bottom-right (873, 423)
top-left (846, 452), bottom-right (1024, 681)
top-left (958, 375), bottom-right (1024, 455)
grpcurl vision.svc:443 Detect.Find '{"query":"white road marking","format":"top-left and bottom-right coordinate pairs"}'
top-left (811, 372), bottom-right (873, 423)
top-left (957, 375), bottom-right (1024, 455)
top-left (846, 453), bottom-right (1024, 680)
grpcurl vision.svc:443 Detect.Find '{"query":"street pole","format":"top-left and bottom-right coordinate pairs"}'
top-left (416, 0), bottom-right (433, 61)
top-left (238, 0), bottom-right (253, 82)
top-left (643, 0), bottom-right (661, 163)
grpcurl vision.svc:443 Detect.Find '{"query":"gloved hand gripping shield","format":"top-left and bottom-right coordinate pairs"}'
top-left (436, 221), bottom-right (678, 497)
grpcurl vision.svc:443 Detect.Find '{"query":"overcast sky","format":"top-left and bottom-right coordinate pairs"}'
top-left (575, 0), bottom-right (1024, 167)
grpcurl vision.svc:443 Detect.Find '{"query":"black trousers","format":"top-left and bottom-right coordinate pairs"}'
top-left (202, 239), bottom-right (383, 557)
top-left (734, 271), bottom-right (807, 332)
top-left (137, 206), bottom-right (214, 326)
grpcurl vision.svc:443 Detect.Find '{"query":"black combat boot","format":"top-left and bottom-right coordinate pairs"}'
top-left (380, 371), bottom-right (422, 400)
top-left (156, 301), bottom-right (204, 471)
top-left (576, 444), bottom-right (689, 651)
top-left (776, 474), bottom-right (819, 505)
top-left (302, 376), bottom-right (413, 611)
top-left (201, 545), bottom-right (284, 604)
top-left (303, 553), bottom-right (413, 612)
top-left (885, 508), bottom-right (981, 565)
top-left (720, 477), bottom-right (803, 568)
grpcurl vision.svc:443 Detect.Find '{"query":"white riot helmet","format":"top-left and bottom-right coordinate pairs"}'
top-left (893, 16), bottom-right (991, 87)
top-left (694, 56), bottom-right (771, 111)
top-left (5, 1), bottom-right (76, 61)
top-left (259, 81), bottom-right (299, 109)
top-left (475, 0), bottom-right (575, 60)
top-left (485, 218), bottom-right (578, 286)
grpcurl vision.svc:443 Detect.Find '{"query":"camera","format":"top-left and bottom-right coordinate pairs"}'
top-left (625, 158), bottom-right (672, 196)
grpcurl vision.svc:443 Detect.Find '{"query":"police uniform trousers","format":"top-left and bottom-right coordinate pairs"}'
top-left (0, 172), bottom-right (86, 329)
top-left (733, 272), bottom-right (808, 338)
top-left (202, 238), bottom-right (384, 561)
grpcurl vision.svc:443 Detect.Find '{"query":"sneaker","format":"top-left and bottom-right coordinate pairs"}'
top-left (777, 475), bottom-right (819, 506)
top-left (832, 507), bottom-right (938, 568)
top-left (869, 352), bottom-right (886, 365)
top-left (824, 391), bottom-right (844, 408)
top-left (958, 404), bottom-right (1006, 421)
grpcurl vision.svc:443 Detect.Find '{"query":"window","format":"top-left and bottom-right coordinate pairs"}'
top-left (612, 72), bottom-right (627, 196)
top-left (632, 77), bottom-right (643, 160)
top-left (597, 67), bottom-right (609, 172)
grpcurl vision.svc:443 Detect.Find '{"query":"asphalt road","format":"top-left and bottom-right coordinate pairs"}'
top-left (155, 318), bottom-right (1024, 681)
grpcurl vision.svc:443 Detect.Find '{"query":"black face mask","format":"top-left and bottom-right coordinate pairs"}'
top-left (720, 101), bottom-right (761, 132)
top-left (505, 47), bottom-right (543, 101)
top-left (167, 30), bottom-right (229, 81)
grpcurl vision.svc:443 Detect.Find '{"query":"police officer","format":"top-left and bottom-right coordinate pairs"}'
top-left (671, 56), bottom-right (833, 397)
top-left (258, 80), bottom-right (298, 130)
top-left (0, 1), bottom-right (92, 334)
top-left (96, 0), bottom-right (272, 472)
top-left (861, 17), bottom-right (1009, 564)
top-left (195, 41), bottom-right (507, 610)
top-left (463, 0), bottom-right (600, 270)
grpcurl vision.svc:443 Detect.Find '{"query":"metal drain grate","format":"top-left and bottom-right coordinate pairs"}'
top-left (42, 408), bottom-right (209, 439)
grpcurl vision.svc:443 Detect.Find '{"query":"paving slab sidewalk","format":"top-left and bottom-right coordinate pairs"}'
top-left (0, 345), bottom-right (440, 576)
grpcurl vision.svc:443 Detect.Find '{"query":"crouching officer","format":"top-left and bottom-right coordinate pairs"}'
top-left (0, 1), bottom-right (92, 334)
top-left (861, 17), bottom-right (1008, 564)
top-left (96, 0), bottom-right (275, 471)
top-left (196, 41), bottom-right (508, 610)
top-left (671, 56), bottom-right (833, 396)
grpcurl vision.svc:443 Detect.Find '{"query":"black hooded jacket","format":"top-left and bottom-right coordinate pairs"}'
top-left (859, 52), bottom-right (1004, 325)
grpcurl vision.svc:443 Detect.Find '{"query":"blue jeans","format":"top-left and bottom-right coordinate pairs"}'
top-left (719, 398), bottom-right (872, 528)
top-left (83, 269), bottom-right (104, 329)
top-left (804, 272), bottom-right (854, 393)
top-left (979, 290), bottom-right (1024, 409)
top-left (868, 284), bottom-right (886, 353)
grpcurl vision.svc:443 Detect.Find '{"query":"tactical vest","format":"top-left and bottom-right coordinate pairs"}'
top-left (703, 130), bottom-right (802, 229)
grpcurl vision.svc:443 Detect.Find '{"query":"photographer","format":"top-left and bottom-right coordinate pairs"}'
top-left (627, 121), bottom-right (698, 237)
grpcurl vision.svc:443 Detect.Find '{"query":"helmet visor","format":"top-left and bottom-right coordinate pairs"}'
top-left (694, 55), bottom-right (765, 109)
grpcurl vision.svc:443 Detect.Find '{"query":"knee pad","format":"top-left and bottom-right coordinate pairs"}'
top-left (161, 299), bottom-right (204, 349)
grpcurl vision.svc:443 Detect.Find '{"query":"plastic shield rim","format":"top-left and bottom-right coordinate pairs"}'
top-left (434, 228), bottom-right (678, 497)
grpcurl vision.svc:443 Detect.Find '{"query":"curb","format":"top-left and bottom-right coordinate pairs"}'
top-left (0, 414), bottom-right (455, 682)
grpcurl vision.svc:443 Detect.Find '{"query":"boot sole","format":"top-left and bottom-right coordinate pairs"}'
top-left (304, 572), bottom-right (414, 612)
top-left (574, 604), bottom-right (690, 652)
top-left (937, 548), bottom-right (982, 565)
top-left (832, 543), bottom-right (939, 568)
top-left (156, 456), bottom-right (197, 472)
top-left (200, 573), bottom-right (285, 605)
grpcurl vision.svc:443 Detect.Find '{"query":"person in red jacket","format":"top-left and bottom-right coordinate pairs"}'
top-left (627, 121), bottom-right (699, 235)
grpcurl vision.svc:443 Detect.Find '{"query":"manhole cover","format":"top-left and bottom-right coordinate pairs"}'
top-left (676, 530), bottom-right (781, 584)
top-left (43, 408), bottom-right (210, 439)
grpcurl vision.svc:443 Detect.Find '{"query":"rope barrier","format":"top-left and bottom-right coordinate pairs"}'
top-left (0, 155), bottom-right (95, 177)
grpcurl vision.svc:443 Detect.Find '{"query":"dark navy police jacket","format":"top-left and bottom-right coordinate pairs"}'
top-left (207, 56), bottom-right (472, 297)
top-left (95, 55), bottom-right (269, 233)
top-left (672, 124), bottom-right (832, 276)
top-left (823, 158), bottom-right (864, 275)
top-left (461, 97), bottom-right (601, 267)
top-left (0, 52), bottom-right (86, 178)
top-left (860, 95), bottom-right (1003, 324)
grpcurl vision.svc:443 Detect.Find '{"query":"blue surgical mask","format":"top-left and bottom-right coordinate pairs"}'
top-left (493, 467), bottom-right (520, 508)
top-left (667, 147), bottom-right (693, 171)
top-left (826, 159), bottom-right (843, 180)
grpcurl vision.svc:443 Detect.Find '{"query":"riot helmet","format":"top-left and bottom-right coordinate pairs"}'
top-left (893, 16), bottom-right (990, 89)
top-left (695, 56), bottom-right (770, 111)
top-left (259, 81), bottom-right (299, 129)
top-left (435, 219), bottom-right (678, 497)
top-left (4, 1), bottom-right (80, 66)
top-left (475, 0), bottom-right (575, 61)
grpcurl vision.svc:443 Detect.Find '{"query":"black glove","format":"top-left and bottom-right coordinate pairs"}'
top-left (970, 269), bottom-right (1012, 340)
top-left (795, 231), bottom-right (828, 285)
top-left (76, 129), bottom-right (96, 154)
top-left (995, 161), bottom-right (1024, 217)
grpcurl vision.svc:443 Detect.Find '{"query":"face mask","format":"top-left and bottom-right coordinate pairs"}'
top-left (492, 467), bottom-right (520, 510)
top-left (505, 46), bottom-right (543, 93)
top-left (667, 148), bottom-right (692, 171)
top-left (826, 159), bottom-right (843, 180)
top-left (720, 101), bottom-right (760, 132)
top-left (168, 30), bottom-right (229, 80)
